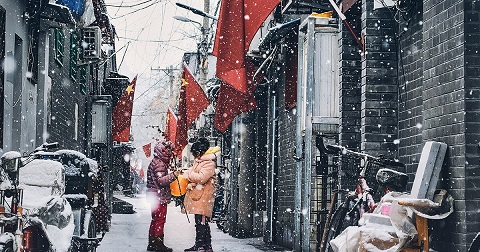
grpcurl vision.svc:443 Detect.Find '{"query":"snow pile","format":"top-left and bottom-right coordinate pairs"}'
top-left (1, 151), bottom-right (21, 160)
top-left (19, 159), bottom-right (64, 188)
top-left (56, 149), bottom-right (98, 177)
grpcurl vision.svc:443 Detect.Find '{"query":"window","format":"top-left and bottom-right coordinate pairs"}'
top-left (54, 28), bottom-right (65, 66)
top-left (79, 66), bottom-right (87, 94)
top-left (69, 33), bottom-right (78, 81)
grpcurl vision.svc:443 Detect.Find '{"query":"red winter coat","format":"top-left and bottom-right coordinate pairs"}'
top-left (183, 153), bottom-right (217, 218)
top-left (146, 142), bottom-right (176, 205)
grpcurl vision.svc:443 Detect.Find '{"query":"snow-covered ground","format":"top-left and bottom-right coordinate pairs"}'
top-left (98, 194), bottom-right (290, 252)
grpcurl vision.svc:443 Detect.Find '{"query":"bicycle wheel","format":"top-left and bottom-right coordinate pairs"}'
top-left (469, 233), bottom-right (480, 252)
top-left (323, 203), bottom-right (348, 252)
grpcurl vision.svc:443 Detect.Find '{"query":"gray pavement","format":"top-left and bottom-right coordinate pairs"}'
top-left (98, 194), bottom-right (291, 252)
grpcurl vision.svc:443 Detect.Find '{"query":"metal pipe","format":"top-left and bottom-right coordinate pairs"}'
top-left (302, 17), bottom-right (315, 251)
top-left (294, 39), bottom-right (303, 252)
top-left (269, 94), bottom-right (276, 242)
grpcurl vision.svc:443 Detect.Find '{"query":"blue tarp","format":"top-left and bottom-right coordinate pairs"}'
top-left (56, 0), bottom-right (85, 17)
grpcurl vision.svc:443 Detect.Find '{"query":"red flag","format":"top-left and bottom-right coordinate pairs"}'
top-left (214, 81), bottom-right (256, 133)
top-left (213, 0), bottom-right (280, 93)
top-left (142, 143), bottom-right (152, 158)
top-left (174, 65), bottom-right (210, 156)
top-left (164, 107), bottom-right (177, 144)
top-left (112, 76), bottom-right (137, 142)
top-left (175, 81), bottom-right (187, 156)
top-left (183, 64), bottom-right (210, 124)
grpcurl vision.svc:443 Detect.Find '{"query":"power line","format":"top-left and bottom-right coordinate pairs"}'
top-left (106, 0), bottom-right (155, 8)
top-left (111, 0), bottom-right (160, 19)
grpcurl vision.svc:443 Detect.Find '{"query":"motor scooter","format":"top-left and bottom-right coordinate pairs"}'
top-left (0, 143), bottom-right (100, 252)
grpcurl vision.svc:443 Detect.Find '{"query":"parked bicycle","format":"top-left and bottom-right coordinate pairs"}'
top-left (320, 143), bottom-right (407, 252)
top-left (212, 165), bottom-right (231, 233)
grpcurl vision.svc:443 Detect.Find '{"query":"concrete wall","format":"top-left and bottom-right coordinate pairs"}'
top-left (1, 0), bottom-right (38, 153)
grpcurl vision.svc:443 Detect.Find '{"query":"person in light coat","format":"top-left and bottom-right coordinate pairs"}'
top-left (183, 138), bottom-right (218, 252)
top-left (146, 141), bottom-right (178, 252)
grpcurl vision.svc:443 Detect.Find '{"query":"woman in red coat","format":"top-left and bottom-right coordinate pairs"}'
top-left (146, 141), bottom-right (178, 252)
top-left (183, 138), bottom-right (218, 252)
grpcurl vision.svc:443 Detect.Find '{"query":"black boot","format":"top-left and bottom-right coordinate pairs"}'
top-left (147, 235), bottom-right (155, 251)
top-left (203, 223), bottom-right (213, 252)
top-left (184, 223), bottom-right (206, 252)
top-left (154, 235), bottom-right (173, 252)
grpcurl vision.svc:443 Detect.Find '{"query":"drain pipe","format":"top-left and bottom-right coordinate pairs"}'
top-left (294, 21), bottom-right (306, 251)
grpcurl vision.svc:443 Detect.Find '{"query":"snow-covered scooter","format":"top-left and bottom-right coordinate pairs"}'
top-left (0, 143), bottom-right (100, 252)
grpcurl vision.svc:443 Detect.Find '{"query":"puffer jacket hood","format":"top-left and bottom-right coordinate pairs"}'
top-left (153, 141), bottom-right (173, 162)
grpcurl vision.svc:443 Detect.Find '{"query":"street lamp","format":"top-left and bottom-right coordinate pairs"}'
top-left (173, 16), bottom-right (202, 27)
top-left (175, 2), bottom-right (217, 21)
top-left (173, 15), bottom-right (211, 83)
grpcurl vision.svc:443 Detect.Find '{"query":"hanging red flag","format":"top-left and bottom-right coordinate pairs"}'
top-left (174, 65), bottom-right (210, 156)
top-left (213, 0), bottom-right (280, 94)
top-left (214, 80), bottom-right (256, 133)
top-left (112, 75), bottom-right (137, 142)
top-left (142, 143), bottom-right (152, 158)
top-left (175, 80), bottom-right (188, 157)
top-left (183, 64), bottom-right (210, 124)
top-left (164, 107), bottom-right (177, 144)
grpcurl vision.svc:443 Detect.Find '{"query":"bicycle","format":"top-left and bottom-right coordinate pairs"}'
top-left (320, 143), bottom-right (406, 252)
top-left (212, 165), bottom-right (231, 233)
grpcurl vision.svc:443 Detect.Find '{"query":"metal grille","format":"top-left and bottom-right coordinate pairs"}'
top-left (311, 151), bottom-right (339, 251)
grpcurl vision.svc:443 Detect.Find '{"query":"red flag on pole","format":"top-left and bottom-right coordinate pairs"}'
top-left (214, 61), bottom-right (259, 132)
top-left (164, 107), bottom-right (177, 144)
top-left (183, 64), bottom-right (210, 124)
top-left (214, 80), bottom-right (256, 133)
top-left (174, 65), bottom-right (210, 156)
top-left (112, 76), bottom-right (137, 142)
top-left (142, 143), bottom-right (152, 158)
top-left (213, 0), bottom-right (280, 94)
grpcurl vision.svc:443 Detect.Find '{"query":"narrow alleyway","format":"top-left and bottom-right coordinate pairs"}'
top-left (98, 194), bottom-right (290, 252)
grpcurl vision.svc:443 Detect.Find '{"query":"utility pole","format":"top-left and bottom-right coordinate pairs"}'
top-left (198, 0), bottom-right (210, 84)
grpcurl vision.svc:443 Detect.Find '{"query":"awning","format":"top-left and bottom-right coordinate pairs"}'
top-left (259, 18), bottom-right (301, 51)
top-left (281, 0), bottom-right (332, 14)
top-left (40, 3), bottom-right (76, 25)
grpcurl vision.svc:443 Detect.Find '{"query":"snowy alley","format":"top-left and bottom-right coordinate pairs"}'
top-left (97, 194), bottom-right (289, 252)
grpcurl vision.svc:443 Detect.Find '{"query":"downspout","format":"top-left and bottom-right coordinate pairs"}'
top-left (302, 17), bottom-right (315, 251)
top-left (268, 93), bottom-right (276, 243)
top-left (294, 23), bottom-right (305, 252)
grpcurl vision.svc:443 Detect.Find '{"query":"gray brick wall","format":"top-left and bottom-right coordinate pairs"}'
top-left (273, 44), bottom-right (298, 248)
top-left (48, 28), bottom-right (87, 152)
top-left (463, 0), bottom-right (480, 249)
top-left (339, 3), bottom-right (362, 150)
top-left (422, 0), bottom-right (466, 250)
top-left (361, 0), bottom-right (398, 157)
top-left (397, 2), bottom-right (424, 181)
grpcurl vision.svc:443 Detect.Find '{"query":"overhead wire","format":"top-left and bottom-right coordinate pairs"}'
top-left (106, 0), bottom-right (155, 8)
top-left (111, 0), bottom-right (160, 20)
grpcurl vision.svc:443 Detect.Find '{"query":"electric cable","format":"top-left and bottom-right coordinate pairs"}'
top-left (106, 0), bottom-right (155, 8)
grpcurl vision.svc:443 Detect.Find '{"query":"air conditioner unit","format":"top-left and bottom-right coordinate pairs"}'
top-left (82, 27), bottom-right (101, 59)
